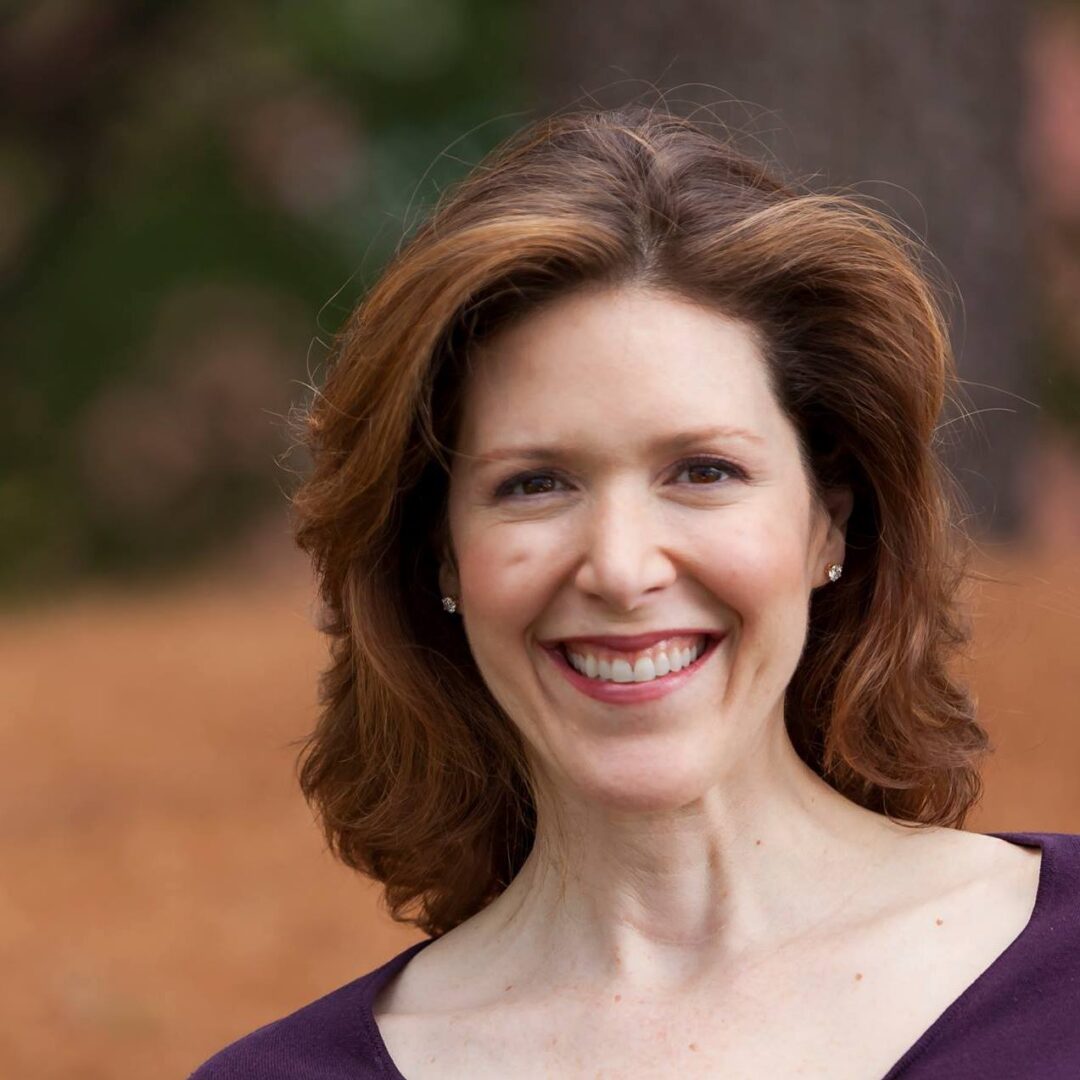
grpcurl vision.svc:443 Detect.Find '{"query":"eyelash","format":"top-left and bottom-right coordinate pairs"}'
top-left (494, 456), bottom-right (747, 500)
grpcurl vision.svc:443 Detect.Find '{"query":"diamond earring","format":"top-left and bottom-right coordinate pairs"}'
top-left (826, 563), bottom-right (843, 583)
top-left (441, 595), bottom-right (458, 614)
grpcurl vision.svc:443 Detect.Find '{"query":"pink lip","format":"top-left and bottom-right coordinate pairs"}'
top-left (542, 634), bottom-right (725, 704)
top-left (539, 628), bottom-right (721, 651)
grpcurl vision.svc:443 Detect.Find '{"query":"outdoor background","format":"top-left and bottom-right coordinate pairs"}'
top-left (1, 1), bottom-right (1078, 1077)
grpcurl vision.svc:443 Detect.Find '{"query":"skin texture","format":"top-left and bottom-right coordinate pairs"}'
top-left (406, 286), bottom-right (1041, 1067)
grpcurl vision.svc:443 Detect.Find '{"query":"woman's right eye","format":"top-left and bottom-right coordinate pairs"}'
top-left (495, 471), bottom-right (568, 499)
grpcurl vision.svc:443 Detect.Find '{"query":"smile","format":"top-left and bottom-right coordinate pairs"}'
top-left (541, 633), bottom-right (724, 704)
top-left (565, 633), bottom-right (708, 682)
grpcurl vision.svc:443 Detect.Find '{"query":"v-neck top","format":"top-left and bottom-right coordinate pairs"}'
top-left (187, 831), bottom-right (1080, 1079)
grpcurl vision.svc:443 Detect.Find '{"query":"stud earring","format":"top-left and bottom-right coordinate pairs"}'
top-left (826, 563), bottom-right (843, 583)
top-left (441, 595), bottom-right (458, 614)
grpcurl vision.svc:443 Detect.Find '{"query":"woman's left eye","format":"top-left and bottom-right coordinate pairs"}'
top-left (675, 457), bottom-right (738, 484)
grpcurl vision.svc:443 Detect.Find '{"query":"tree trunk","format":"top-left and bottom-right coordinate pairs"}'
top-left (527, 0), bottom-right (1033, 536)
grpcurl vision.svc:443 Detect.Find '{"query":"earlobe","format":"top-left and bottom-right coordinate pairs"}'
top-left (816, 486), bottom-right (853, 581)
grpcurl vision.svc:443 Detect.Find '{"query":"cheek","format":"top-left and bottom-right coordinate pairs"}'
top-left (452, 522), bottom-right (569, 710)
top-left (452, 529), bottom-right (559, 738)
top-left (697, 503), bottom-right (810, 595)
top-left (450, 493), bottom-right (578, 627)
top-left (689, 504), bottom-right (813, 669)
top-left (456, 528), bottom-right (547, 627)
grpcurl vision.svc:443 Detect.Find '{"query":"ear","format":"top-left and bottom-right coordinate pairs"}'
top-left (438, 543), bottom-right (460, 599)
top-left (432, 509), bottom-right (460, 598)
top-left (820, 484), bottom-right (853, 567)
top-left (438, 563), bottom-right (458, 598)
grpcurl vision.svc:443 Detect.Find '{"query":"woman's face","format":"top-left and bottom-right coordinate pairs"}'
top-left (441, 285), bottom-right (850, 811)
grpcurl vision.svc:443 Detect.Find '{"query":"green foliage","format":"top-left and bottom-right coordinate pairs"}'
top-left (0, 0), bottom-right (527, 600)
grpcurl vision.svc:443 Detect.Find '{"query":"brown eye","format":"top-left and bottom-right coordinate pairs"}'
top-left (496, 471), bottom-right (568, 499)
top-left (518, 475), bottom-right (557, 496)
top-left (676, 457), bottom-right (737, 485)
top-left (687, 464), bottom-right (725, 483)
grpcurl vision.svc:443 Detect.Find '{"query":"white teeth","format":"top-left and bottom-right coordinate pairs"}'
top-left (633, 657), bottom-right (656, 682)
top-left (566, 636), bottom-right (709, 684)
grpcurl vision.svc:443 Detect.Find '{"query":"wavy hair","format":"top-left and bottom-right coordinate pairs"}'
top-left (290, 102), bottom-right (990, 938)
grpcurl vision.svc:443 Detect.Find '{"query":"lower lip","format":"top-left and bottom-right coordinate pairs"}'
top-left (542, 636), bottom-right (724, 704)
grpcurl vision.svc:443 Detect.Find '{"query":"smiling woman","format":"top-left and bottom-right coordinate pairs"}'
top-left (440, 288), bottom-right (852, 742)
top-left (189, 104), bottom-right (1080, 1079)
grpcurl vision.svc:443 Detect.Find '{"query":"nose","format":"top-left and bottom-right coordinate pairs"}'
top-left (572, 484), bottom-right (678, 611)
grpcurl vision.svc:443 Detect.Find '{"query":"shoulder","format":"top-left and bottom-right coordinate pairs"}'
top-left (976, 829), bottom-right (1080, 944)
top-left (897, 832), bottom-right (1080, 1077)
top-left (1007, 830), bottom-right (1080, 937)
top-left (991, 828), bottom-right (1080, 903)
top-left (946, 830), bottom-right (1080, 1014)
top-left (187, 940), bottom-right (434, 1080)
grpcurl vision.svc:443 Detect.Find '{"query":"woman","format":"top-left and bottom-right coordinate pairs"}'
top-left (191, 104), bottom-right (1079, 1078)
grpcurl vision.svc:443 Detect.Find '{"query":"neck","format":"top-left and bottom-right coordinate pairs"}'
top-left (462, 718), bottom-right (923, 996)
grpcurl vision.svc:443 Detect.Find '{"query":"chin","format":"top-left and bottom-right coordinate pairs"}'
top-left (563, 751), bottom-right (716, 813)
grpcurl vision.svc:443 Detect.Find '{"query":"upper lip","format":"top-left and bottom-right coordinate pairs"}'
top-left (539, 629), bottom-right (723, 651)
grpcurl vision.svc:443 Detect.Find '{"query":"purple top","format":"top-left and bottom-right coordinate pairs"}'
top-left (188, 831), bottom-right (1080, 1079)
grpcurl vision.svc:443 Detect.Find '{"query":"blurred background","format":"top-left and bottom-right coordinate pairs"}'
top-left (1, 1), bottom-right (1078, 1076)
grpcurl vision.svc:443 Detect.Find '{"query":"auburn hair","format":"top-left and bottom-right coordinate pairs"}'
top-left (290, 102), bottom-right (990, 938)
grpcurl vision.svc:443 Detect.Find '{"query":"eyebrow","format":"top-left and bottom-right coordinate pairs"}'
top-left (467, 425), bottom-right (765, 467)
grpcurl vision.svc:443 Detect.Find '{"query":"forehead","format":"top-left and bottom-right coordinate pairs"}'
top-left (455, 286), bottom-right (793, 458)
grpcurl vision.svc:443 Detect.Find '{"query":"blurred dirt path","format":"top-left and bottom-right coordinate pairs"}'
top-left (1, 525), bottom-right (1078, 1079)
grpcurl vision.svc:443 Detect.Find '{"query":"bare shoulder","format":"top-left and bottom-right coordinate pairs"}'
top-left (859, 824), bottom-right (1043, 931)
top-left (912, 826), bottom-right (1043, 905)
top-left (950, 828), bottom-right (1045, 926)
top-left (371, 924), bottom-right (507, 1078)
top-left (373, 921), bottom-right (489, 1017)
top-left (884, 826), bottom-right (1045, 978)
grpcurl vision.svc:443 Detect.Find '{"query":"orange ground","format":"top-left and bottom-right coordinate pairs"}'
top-left (2, 522), bottom-right (1078, 1080)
